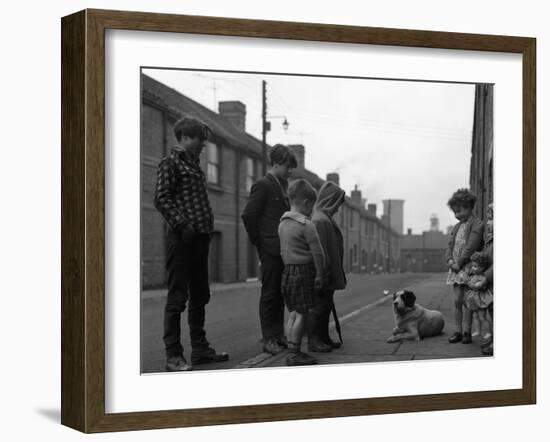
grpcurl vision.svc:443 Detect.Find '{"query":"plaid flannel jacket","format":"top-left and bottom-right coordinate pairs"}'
top-left (153, 147), bottom-right (214, 234)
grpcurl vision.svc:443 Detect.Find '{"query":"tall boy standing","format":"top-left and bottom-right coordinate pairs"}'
top-left (154, 116), bottom-right (228, 371)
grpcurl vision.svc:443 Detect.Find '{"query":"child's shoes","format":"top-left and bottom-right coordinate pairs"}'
top-left (286, 352), bottom-right (318, 366)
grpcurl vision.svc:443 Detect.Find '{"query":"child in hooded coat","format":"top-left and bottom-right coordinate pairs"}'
top-left (309, 181), bottom-right (347, 351)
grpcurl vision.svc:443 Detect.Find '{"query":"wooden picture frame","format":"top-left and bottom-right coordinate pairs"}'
top-left (61, 8), bottom-right (536, 433)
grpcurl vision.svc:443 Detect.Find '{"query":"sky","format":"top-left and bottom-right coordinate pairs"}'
top-left (144, 68), bottom-right (475, 234)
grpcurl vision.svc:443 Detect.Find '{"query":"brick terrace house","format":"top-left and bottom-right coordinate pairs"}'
top-left (141, 73), bottom-right (401, 288)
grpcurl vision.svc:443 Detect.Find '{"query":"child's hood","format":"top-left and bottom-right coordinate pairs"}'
top-left (315, 181), bottom-right (345, 216)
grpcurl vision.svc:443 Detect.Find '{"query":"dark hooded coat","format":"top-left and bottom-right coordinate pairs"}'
top-left (311, 181), bottom-right (347, 291)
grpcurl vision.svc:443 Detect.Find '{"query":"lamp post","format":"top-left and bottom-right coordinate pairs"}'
top-left (262, 114), bottom-right (290, 173)
top-left (265, 115), bottom-right (290, 132)
top-left (261, 80), bottom-right (291, 174)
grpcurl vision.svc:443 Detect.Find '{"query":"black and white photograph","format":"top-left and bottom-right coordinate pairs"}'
top-left (140, 68), bottom-right (494, 374)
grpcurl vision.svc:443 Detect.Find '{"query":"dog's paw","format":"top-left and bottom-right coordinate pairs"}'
top-left (387, 336), bottom-right (398, 343)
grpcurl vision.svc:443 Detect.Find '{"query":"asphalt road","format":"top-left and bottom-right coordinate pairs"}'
top-left (141, 272), bottom-right (440, 374)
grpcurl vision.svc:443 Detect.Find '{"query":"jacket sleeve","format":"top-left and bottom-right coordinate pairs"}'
top-left (458, 219), bottom-right (485, 268)
top-left (241, 180), bottom-right (268, 246)
top-left (304, 222), bottom-right (326, 277)
top-left (153, 158), bottom-right (187, 231)
top-left (445, 226), bottom-right (456, 264)
top-left (312, 216), bottom-right (331, 265)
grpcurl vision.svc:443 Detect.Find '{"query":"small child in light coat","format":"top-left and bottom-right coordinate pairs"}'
top-left (278, 179), bottom-right (325, 366)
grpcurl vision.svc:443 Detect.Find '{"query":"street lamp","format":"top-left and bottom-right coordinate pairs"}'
top-left (265, 115), bottom-right (290, 133)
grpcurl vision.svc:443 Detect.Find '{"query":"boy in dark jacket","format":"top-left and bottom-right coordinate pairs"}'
top-left (241, 145), bottom-right (298, 355)
top-left (309, 181), bottom-right (347, 351)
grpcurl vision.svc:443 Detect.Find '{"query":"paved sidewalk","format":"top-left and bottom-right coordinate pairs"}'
top-left (142, 278), bottom-right (261, 300)
top-left (240, 273), bottom-right (488, 369)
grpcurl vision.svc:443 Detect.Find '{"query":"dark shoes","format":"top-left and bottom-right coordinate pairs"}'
top-left (324, 336), bottom-right (342, 349)
top-left (449, 331), bottom-right (473, 344)
top-left (461, 332), bottom-right (472, 344)
top-left (481, 335), bottom-right (493, 348)
top-left (263, 339), bottom-right (285, 355)
top-left (308, 338), bottom-right (332, 353)
top-left (166, 355), bottom-right (193, 372)
top-left (481, 336), bottom-right (493, 355)
top-left (275, 335), bottom-right (288, 349)
top-left (286, 352), bottom-right (318, 366)
top-left (448, 332), bottom-right (463, 343)
top-left (190, 346), bottom-right (229, 365)
top-left (481, 342), bottom-right (494, 356)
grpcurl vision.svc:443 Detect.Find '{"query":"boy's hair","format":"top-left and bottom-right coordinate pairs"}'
top-left (447, 188), bottom-right (477, 210)
top-left (269, 144), bottom-right (298, 168)
top-left (470, 251), bottom-right (489, 269)
top-left (288, 179), bottom-right (317, 205)
top-left (173, 115), bottom-right (211, 142)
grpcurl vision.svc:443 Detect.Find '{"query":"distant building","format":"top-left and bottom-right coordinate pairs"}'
top-left (383, 199), bottom-right (405, 235)
top-left (401, 223), bottom-right (449, 273)
top-left (141, 73), bottom-right (401, 288)
top-left (429, 213), bottom-right (440, 231)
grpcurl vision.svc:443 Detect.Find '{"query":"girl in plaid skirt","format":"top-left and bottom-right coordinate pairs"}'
top-left (278, 179), bottom-right (326, 366)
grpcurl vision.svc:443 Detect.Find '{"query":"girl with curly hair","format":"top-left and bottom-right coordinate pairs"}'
top-left (445, 188), bottom-right (485, 344)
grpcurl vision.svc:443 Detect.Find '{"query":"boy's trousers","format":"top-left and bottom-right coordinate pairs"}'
top-left (258, 251), bottom-right (285, 342)
top-left (163, 230), bottom-right (211, 357)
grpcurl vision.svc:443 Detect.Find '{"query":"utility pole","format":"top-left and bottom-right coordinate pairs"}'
top-left (261, 80), bottom-right (267, 175)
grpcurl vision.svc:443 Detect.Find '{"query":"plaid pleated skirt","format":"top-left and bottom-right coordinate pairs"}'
top-left (281, 263), bottom-right (318, 314)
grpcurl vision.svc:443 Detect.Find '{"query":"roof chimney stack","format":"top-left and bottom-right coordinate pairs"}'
top-left (326, 173), bottom-right (340, 185)
top-left (367, 203), bottom-right (377, 217)
top-left (218, 101), bottom-right (246, 132)
top-left (289, 144), bottom-right (305, 169)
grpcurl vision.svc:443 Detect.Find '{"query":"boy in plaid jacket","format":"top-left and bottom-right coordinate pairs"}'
top-left (154, 115), bottom-right (228, 371)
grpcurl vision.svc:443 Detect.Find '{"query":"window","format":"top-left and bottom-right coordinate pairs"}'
top-left (353, 244), bottom-right (358, 263)
top-left (349, 209), bottom-right (354, 228)
top-left (207, 142), bottom-right (220, 184)
top-left (368, 222), bottom-right (374, 236)
top-left (245, 157), bottom-right (255, 192)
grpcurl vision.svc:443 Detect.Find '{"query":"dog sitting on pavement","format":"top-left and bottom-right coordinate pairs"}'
top-left (387, 290), bottom-right (445, 343)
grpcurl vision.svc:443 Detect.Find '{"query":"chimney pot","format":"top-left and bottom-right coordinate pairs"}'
top-left (218, 101), bottom-right (246, 131)
top-left (289, 144), bottom-right (305, 169)
top-left (326, 173), bottom-right (340, 185)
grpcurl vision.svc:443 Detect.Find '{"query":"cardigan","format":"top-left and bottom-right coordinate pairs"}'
top-left (445, 216), bottom-right (485, 269)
